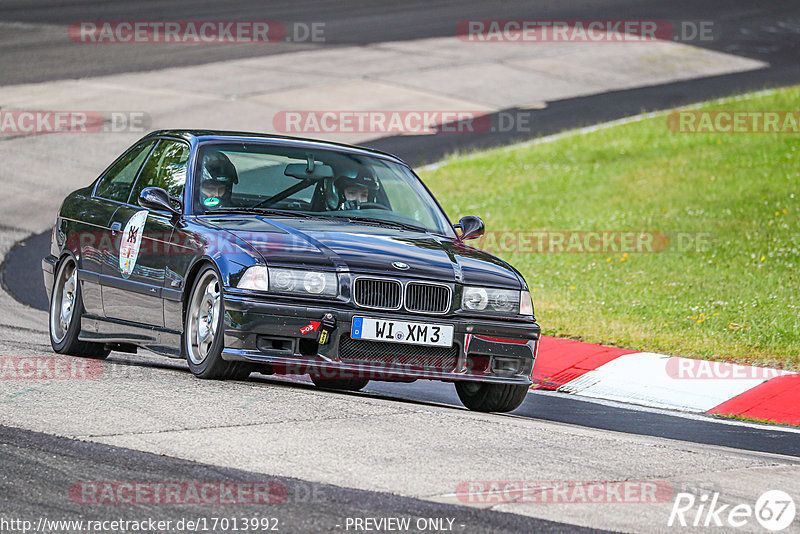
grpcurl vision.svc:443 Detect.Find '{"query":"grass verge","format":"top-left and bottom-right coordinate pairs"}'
top-left (421, 87), bottom-right (800, 369)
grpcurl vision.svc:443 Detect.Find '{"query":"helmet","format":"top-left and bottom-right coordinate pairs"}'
top-left (334, 168), bottom-right (380, 207)
top-left (200, 152), bottom-right (238, 207)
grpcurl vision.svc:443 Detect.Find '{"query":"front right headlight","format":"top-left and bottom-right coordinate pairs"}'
top-left (462, 286), bottom-right (523, 315)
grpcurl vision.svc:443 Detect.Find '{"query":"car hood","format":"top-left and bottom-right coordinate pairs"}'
top-left (204, 216), bottom-right (523, 289)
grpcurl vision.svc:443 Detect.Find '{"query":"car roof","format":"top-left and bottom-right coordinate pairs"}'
top-left (143, 129), bottom-right (410, 167)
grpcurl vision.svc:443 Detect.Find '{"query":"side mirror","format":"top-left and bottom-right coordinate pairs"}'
top-left (139, 187), bottom-right (181, 215)
top-left (455, 216), bottom-right (485, 240)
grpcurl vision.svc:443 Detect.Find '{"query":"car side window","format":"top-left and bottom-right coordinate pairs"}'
top-left (129, 139), bottom-right (190, 205)
top-left (94, 140), bottom-right (156, 202)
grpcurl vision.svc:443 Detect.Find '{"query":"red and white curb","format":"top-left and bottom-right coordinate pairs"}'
top-left (531, 335), bottom-right (800, 426)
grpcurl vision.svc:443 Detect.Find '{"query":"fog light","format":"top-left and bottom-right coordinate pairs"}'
top-left (492, 358), bottom-right (521, 374)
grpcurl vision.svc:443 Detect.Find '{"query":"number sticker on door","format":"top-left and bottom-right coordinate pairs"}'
top-left (119, 210), bottom-right (148, 279)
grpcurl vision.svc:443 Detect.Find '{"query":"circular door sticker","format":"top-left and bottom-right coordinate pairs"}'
top-left (119, 210), bottom-right (148, 279)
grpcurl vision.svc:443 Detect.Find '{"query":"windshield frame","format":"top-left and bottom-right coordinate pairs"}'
top-left (190, 140), bottom-right (457, 238)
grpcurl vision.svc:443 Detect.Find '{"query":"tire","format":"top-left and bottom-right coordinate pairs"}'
top-left (454, 381), bottom-right (528, 413)
top-left (49, 257), bottom-right (110, 359)
top-left (310, 375), bottom-right (370, 391)
top-left (184, 265), bottom-right (252, 380)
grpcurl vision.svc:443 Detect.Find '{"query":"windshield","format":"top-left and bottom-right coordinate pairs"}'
top-left (193, 142), bottom-right (455, 236)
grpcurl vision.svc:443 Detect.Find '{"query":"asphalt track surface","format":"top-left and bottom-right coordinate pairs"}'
top-left (2, 1), bottom-right (800, 532)
top-left (2, 1), bottom-right (799, 166)
top-left (1, 0), bottom-right (795, 85)
top-left (0, 425), bottom-right (603, 534)
top-left (361, 381), bottom-right (800, 458)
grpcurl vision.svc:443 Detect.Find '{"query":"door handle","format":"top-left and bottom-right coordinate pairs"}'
top-left (110, 222), bottom-right (122, 235)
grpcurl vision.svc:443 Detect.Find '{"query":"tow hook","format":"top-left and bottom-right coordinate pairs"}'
top-left (317, 313), bottom-right (336, 345)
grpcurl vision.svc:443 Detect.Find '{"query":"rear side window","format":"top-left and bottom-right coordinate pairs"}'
top-left (95, 140), bottom-right (156, 202)
top-left (129, 139), bottom-right (190, 204)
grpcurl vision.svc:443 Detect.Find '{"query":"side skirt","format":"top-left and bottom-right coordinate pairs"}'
top-left (79, 314), bottom-right (182, 358)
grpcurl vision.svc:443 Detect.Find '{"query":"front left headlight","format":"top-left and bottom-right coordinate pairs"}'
top-left (462, 287), bottom-right (532, 316)
top-left (268, 268), bottom-right (338, 297)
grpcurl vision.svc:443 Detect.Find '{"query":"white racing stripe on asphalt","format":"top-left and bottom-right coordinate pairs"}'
top-left (531, 389), bottom-right (800, 435)
top-left (557, 352), bottom-right (767, 412)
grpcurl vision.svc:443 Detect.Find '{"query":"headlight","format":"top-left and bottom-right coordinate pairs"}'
top-left (462, 287), bottom-right (489, 310)
top-left (462, 287), bottom-right (530, 316)
top-left (268, 268), bottom-right (338, 297)
top-left (237, 265), bottom-right (269, 291)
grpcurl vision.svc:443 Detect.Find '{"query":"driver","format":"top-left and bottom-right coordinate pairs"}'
top-left (200, 151), bottom-right (238, 209)
top-left (334, 169), bottom-right (380, 210)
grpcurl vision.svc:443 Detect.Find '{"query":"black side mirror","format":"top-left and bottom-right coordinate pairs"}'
top-left (139, 187), bottom-right (181, 216)
top-left (455, 216), bottom-right (485, 240)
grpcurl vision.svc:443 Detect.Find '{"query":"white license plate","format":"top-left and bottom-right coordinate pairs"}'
top-left (351, 316), bottom-right (453, 347)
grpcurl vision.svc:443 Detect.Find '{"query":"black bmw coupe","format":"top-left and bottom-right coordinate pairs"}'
top-left (43, 130), bottom-right (540, 412)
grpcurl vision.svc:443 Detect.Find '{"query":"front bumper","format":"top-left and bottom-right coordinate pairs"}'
top-left (222, 293), bottom-right (539, 385)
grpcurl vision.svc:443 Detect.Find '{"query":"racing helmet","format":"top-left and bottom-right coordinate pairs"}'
top-left (334, 167), bottom-right (380, 206)
top-left (200, 151), bottom-right (238, 208)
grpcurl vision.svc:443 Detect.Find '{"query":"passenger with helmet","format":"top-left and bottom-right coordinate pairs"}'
top-left (199, 151), bottom-right (238, 209)
top-left (334, 168), bottom-right (381, 210)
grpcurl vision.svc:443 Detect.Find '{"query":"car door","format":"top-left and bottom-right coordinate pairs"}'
top-left (102, 138), bottom-right (190, 327)
top-left (80, 139), bottom-right (157, 317)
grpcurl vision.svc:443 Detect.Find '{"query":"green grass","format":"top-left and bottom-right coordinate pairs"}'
top-left (420, 87), bottom-right (800, 370)
top-left (712, 413), bottom-right (798, 428)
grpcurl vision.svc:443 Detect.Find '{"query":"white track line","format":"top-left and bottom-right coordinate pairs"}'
top-left (531, 389), bottom-right (800, 435)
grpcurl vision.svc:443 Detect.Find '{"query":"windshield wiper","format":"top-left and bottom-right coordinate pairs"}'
top-left (344, 216), bottom-right (428, 233)
top-left (205, 207), bottom-right (320, 219)
top-left (206, 209), bottom-right (430, 232)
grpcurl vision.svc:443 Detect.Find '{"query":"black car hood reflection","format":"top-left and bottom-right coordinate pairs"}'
top-left (204, 215), bottom-right (522, 289)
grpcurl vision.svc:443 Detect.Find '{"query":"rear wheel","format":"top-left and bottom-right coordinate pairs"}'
top-left (310, 376), bottom-right (370, 391)
top-left (455, 381), bottom-right (528, 413)
top-left (185, 265), bottom-right (253, 380)
top-left (49, 257), bottom-right (110, 359)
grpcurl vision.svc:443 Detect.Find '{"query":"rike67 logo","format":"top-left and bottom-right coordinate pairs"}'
top-left (669, 490), bottom-right (796, 531)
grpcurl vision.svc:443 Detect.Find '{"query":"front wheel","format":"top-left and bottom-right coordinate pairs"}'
top-left (49, 257), bottom-right (109, 359)
top-left (455, 381), bottom-right (528, 413)
top-left (184, 265), bottom-right (253, 380)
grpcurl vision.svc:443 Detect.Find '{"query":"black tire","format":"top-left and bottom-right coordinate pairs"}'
top-left (49, 257), bottom-right (110, 359)
top-left (454, 381), bottom-right (528, 413)
top-left (310, 375), bottom-right (370, 391)
top-left (184, 265), bottom-right (250, 379)
top-left (229, 362), bottom-right (259, 380)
